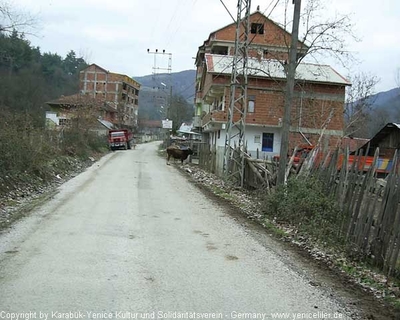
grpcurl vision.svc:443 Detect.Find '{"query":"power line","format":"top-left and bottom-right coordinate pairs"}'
top-left (219, 0), bottom-right (236, 23)
top-left (174, 2), bottom-right (283, 103)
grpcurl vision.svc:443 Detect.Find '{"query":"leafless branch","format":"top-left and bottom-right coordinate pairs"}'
top-left (0, 0), bottom-right (39, 35)
top-left (344, 72), bottom-right (379, 137)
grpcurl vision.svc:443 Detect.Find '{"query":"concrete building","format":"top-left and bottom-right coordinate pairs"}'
top-left (194, 10), bottom-right (350, 174)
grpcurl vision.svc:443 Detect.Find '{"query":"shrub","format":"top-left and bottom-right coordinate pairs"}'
top-left (0, 108), bottom-right (108, 198)
top-left (263, 177), bottom-right (344, 246)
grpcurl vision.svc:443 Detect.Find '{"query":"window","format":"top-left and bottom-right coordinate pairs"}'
top-left (59, 118), bottom-right (69, 126)
top-left (262, 133), bottom-right (274, 152)
top-left (248, 95), bottom-right (255, 113)
top-left (213, 97), bottom-right (224, 111)
top-left (251, 23), bottom-right (264, 34)
top-left (254, 135), bottom-right (261, 144)
top-left (211, 46), bottom-right (228, 55)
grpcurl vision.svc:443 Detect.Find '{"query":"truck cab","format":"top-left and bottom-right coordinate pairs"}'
top-left (108, 129), bottom-right (133, 150)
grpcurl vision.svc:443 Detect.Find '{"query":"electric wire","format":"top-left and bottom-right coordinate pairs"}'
top-left (153, 1), bottom-right (284, 102)
top-left (173, 1), bottom-right (283, 100)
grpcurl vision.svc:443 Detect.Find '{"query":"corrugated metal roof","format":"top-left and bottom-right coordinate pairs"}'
top-left (205, 54), bottom-right (350, 85)
top-left (97, 119), bottom-right (114, 129)
top-left (393, 123), bottom-right (400, 129)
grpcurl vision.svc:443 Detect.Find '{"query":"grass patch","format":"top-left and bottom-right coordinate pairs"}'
top-left (262, 177), bottom-right (345, 248)
top-left (264, 220), bottom-right (287, 238)
top-left (210, 186), bottom-right (235, 201)
top-left (384, 296), bottom-right (400, 310)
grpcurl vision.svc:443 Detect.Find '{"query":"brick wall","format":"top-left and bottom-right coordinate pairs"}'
top-left (205, 78), bottom-right (345, 131)
top-left (78, 64), bottom-right (141, 128)
top-left (214, 13), bottom-right (290, 47)
top-left (209, 12), bottom-right (306, 61)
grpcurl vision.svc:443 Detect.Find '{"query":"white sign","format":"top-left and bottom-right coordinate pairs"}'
top-left (162, 119), bottom-right (173, 129)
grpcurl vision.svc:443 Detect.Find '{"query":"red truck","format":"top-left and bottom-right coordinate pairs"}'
top-left (108, 129), bottom-right (134, 151)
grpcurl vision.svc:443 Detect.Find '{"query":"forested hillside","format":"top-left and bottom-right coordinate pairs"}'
top-left (0, 30), bottom-right (106, 201)
top-left (0, 30), bottom-right (87, 123)
top-left (368, 87), bottom-right (400, 134)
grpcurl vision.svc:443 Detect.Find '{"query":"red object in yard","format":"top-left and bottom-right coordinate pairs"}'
top-left (108, 129), bottom-right (134, 151)
top-left (275, 144), bottom-right (396, 176)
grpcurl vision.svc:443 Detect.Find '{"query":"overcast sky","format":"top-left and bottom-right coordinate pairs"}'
top-left (16, 0), bottom-right (400, 93)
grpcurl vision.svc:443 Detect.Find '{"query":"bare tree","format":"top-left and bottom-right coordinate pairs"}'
top-left (275, 0), bottom-right (358, 185)
top-left (296, 0), bottom-right (358, 66)
top-left (344, 73), bottom-right (379, 137)
top-left (0, 0), bottom-right (38, 35)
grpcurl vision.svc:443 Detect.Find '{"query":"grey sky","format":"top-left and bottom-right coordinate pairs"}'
top-left (16, 0), bottom-right (400, 93)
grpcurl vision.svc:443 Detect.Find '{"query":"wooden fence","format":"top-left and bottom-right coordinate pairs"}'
top-left (299, 147), bottom-right (400, 276)
top-left (198, 143), bottom-right (217, 173)
top-left (198, 144), bottom-right (277, 190)
top-left (198, 143), bottom-right (400, 275)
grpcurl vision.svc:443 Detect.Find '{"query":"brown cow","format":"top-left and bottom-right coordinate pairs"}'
top-left (166, 145), bottom-right (193, 165)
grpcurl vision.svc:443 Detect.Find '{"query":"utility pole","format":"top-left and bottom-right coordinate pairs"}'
top-left (223, 0), bottom-right (251, 187)
top-left (147, 49), bottom-right (172, 77)
top-left (147, 49), bottom-right (173, 136)
top-left (277, 0), bottom-right (302, 186)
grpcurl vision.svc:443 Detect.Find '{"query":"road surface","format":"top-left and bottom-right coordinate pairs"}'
top-left (0, 142), bottom-right (353, 319)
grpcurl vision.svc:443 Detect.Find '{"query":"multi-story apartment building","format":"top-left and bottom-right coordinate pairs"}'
top-left (46, 64), bottom-right (141, 131)
top-left (194, 10), bottom-right (350, 174)
top-left (79, 64), bottom-right (140, 129)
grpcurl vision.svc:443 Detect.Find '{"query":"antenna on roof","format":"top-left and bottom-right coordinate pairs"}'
top-left (257, 5), bottom-right (260, 11)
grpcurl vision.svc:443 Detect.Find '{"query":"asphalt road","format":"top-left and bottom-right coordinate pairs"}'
top-left (0, 142), bottom-right (352, 319)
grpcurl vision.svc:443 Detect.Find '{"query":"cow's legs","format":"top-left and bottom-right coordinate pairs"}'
top-left (166, 153), bottom-right (171, 165)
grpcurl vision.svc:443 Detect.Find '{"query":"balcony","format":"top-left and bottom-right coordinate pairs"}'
top-left (193, 115), bottom-right (202, 128)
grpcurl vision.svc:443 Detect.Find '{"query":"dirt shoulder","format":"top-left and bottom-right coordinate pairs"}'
top-left (0, 154), bottom-right (104, 231)
top-left (178, 162), bottom-right (399, 320)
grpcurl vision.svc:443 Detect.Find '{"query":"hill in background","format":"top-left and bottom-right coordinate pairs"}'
top-left (365, 87), bottom-right (400, 136)
top-left (134, 68), bottom-right (400, 134)
top-left (369, 87), bottom-right (400, 116)
top-left (133, 70), bottom-right (196, 121)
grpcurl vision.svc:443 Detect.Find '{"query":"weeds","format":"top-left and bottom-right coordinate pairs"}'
top-left (262, 177), bottom-right (344, 247)
top-left (0, 109), bottom-right (108, 198)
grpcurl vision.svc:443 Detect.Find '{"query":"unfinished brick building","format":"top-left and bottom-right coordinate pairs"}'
top-left (79, 64), bottom-right (140, 129)
top-left (194, 10), bottom-right (350, 173)
top-left (46, 64), bottom-right (141, 131)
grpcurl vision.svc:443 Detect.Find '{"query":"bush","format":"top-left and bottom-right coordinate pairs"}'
top-left (0, 108), bottom-right (108, 198)
top-left (263, 177), bottom-right (344, 246)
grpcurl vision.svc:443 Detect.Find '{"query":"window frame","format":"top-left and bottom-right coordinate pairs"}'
top-left (248, 95), bottom-right (255, 113)
top-left (262, 133), bottom-right (274, 152)
top-left (251, 23), bottom-right (264, 35)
